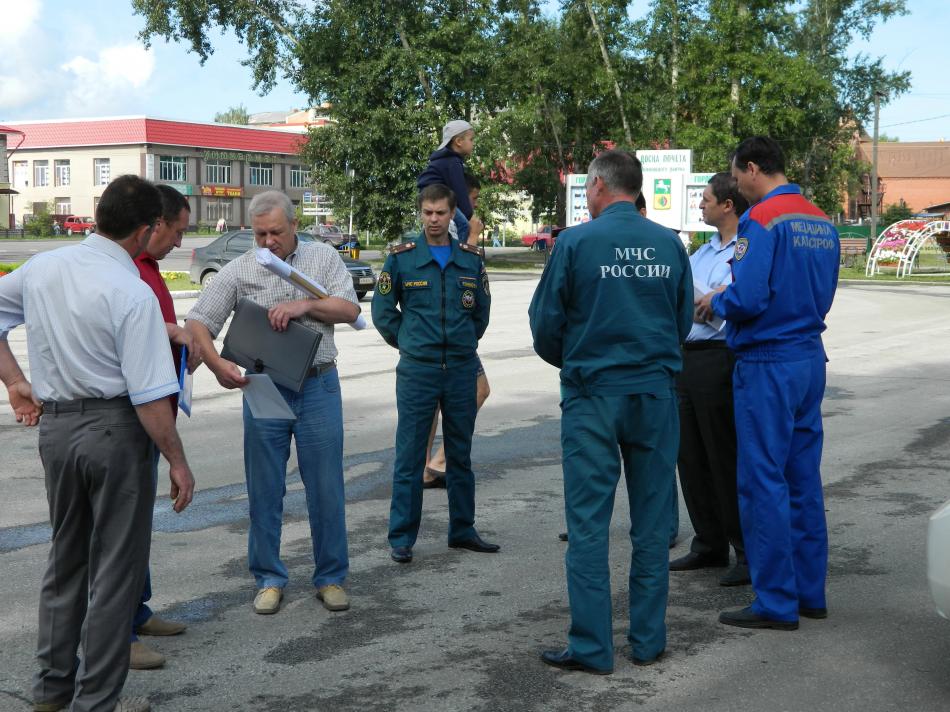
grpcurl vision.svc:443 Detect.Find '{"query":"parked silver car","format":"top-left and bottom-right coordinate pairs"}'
top-left (189, 230), bottom-right (376, 299)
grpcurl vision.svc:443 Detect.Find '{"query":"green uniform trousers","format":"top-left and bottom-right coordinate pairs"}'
top-left (388, 355), bottom-right (478, 548)
top-left (562, 390), bottom-right (678, 670)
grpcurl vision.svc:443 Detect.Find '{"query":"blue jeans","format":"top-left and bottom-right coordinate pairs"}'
top-left (131, 447), bottom-right (161, 641)
top-left (453, 208), bottom-right (470, 243)
top-left (243, 369), bottom-right (349, 589)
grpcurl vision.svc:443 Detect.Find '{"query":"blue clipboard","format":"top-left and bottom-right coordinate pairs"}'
top-left (178, 346), bottom-right (193, 417)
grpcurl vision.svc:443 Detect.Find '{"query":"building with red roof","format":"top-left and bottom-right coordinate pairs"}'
top-left (3, 116), bottom-right (316, 229)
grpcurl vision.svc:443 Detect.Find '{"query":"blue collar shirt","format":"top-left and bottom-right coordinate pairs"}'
top-left (686, 232), bottom-right (735, 342)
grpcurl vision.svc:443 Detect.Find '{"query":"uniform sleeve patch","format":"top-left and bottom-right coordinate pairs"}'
top-left (461, 289), bottom-right (476, 309)
top-left (377, 271), bottom-right (392, 295)
top-left (734, 237), bottom-right (749, 261)
top-left (482, 266), bottom-right (490, 296)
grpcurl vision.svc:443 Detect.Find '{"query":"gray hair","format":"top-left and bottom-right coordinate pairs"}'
top-left (587, 150), bottom-right (643, 195)
top-left (248, 191), bottom-right (295, 223)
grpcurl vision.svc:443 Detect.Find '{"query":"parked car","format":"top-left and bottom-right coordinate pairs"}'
top-left (304, 223), bottom-right (360, 251)
top-left (63, 215), bottom-right (95, 235)
top-left (521, 225), bottom-right (557, 250)
top-left (189, 230), bottom-right (377, 299)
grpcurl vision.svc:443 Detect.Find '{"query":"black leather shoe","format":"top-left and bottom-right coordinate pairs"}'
top-left (719, 606), bottom-right (798, 630)
top-left (541, 648), bottom-right (612, 675)
top-left (449, 534), bottom-right (500, 553)
top-left (558, 532), bottom-right (568, 542)
top-left (630, 649), bottom-right (665, 667)
top-left (391, 546), bottom-right (413, 563)
top-left (799, 606), bottom-right (828, 619)
top-left (719, 564), bottom-right (752, 587)
top-left (669, 552), bottom-right (729, 571)
top-left (422, 468), bottom-right (446, 489)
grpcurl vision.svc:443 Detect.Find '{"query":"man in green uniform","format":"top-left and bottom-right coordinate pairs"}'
top-left (372, 183), bottom-right (496, 564)
top-left (530, 150), bottom-right (693, 674)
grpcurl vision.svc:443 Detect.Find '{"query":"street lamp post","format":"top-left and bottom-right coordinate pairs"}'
top-left (870, 90), bottom-right (883, 244)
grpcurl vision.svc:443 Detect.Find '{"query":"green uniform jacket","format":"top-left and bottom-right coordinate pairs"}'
top-left (372, 237), bottom-right (490, 365)
top-left (528, 201), bottom-right (693, 396)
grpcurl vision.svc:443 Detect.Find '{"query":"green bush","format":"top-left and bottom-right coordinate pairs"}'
top-left (26, 207), bottom-right (54, 237)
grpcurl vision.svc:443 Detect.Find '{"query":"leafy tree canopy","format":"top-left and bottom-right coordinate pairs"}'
top-left (132, 0), bottom-right (911, 231)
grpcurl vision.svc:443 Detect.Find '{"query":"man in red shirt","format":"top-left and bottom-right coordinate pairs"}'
top-left (129, 184), bottom-right (201, 669)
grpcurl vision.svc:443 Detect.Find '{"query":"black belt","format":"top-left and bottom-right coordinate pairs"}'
top-left (683, 341), bottom-right (728, 351)
top-left (42, 396), bottom-right (133, 414)
top-left (307, 361), bottom-right (337, 378)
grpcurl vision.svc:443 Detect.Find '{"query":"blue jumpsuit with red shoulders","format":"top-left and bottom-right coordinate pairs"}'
top-left (711, 184), bottom-right (839, 622)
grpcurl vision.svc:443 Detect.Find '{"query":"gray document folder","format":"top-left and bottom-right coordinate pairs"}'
top-left (221, 298), bottom-right (322, 392)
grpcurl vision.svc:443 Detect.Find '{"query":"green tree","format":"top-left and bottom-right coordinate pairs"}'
top-left (214, 104), bottom-right (250, 125)
top-left (881, 200), bottom-right (913, 225)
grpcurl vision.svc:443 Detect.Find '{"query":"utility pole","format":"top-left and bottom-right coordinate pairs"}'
top-left (870, 91), bottom-right (882, 245)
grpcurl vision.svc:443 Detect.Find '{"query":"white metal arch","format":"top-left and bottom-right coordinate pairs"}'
top-left (866, 219), bottom-right (935, 276)
top-left (897, 221), bottom-right (950, 277)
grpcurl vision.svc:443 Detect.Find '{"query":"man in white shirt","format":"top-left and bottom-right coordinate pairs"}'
top-left (0, 174), bottom-right (196, 712)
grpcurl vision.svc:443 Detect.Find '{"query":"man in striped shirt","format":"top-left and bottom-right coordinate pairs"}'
top-left (186, 190), bottom-right (360, 616)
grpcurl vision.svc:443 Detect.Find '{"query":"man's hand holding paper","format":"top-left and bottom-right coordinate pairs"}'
top-left (694, 283), bottom-right (727, 326)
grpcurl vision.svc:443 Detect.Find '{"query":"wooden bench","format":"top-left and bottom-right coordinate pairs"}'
top-left (839, 237), bottom-right (867, 267)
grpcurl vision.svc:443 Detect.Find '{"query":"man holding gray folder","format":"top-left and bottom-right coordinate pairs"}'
top-left (186, 191), bottom-right (360, 615)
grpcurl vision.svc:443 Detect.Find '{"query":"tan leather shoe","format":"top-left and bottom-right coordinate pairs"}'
top-left (114, 697), bottom-right (151, 712)
top-left (129, 640), bottom-right (166, 670)
top-left (135, 614), bottom-right (186, 636)
top-left (316, 584), bottom-right (350, 612)
top-left (253, 586), bottom-right (283, 614)
top-left (33, 702), bottom-right (67, 712)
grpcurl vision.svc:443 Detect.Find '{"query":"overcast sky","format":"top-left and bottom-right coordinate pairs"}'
top-left (1, 0), bottom-right (947, 142)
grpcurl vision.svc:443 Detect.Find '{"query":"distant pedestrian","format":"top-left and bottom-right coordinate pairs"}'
top-left (696, 136), bottom-right (840, 630)
top-left (216, 216), bottom-right (227, 233)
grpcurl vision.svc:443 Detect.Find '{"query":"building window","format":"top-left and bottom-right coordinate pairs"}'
top-left (205, 200), bottom-right (233, 224)
top-left (205, 159), bottom-right (231, 185)
top-left (34, 160), bottom-right (49, 187)
top-left (55, 198), bottom-right (71, 215)
top-left (54, 160), bottom-right (70, 187)
top-left (12, 161), bottom-right (28, 189)
top-left (249, 162), bottom-right (273, 186)
top-left (94, 158), bottom-right (110, 186)
top-left (159, 156), bottom-right (187, 183)
top-left (289, 165), bottom-right (311, 189)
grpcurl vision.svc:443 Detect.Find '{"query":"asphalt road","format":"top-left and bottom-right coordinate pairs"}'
top-left (1, 280), bottom-right (950, 711)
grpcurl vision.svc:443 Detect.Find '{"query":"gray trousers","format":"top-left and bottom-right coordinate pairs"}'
top-left (33, 398), bottom-right (155, 712)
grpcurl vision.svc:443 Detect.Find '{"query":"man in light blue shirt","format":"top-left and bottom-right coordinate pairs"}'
top-left (669, 172), bottom-right (750, 587)
top-left (0, 175), bottom-right (196, 712)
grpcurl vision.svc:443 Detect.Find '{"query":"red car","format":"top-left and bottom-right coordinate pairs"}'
top-left (63, 215), bottom-right (95, 235)
top-left (521, 225), bottom-right (556, 250)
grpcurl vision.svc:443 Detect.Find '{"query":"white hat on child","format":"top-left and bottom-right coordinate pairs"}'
top-left (437, 120), bottom-right (474, 150)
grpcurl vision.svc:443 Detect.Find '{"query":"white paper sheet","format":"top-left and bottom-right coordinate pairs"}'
top-left (693, 280), bottom-right (726, 332)
top-left (255, 248), bottom-right (367, 330)
top-left (242, 374), bottom-right (297, 420)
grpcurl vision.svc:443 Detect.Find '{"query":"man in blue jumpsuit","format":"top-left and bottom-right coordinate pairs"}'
top-left (697, 136), bottom-right (839, 629)
top-left (372, 183), bottom-right (497, 564)
top-left (530, 150), bottom-right (693, 673)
